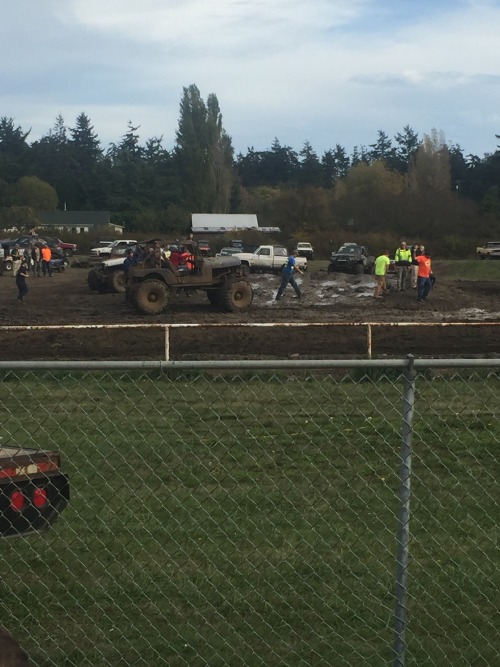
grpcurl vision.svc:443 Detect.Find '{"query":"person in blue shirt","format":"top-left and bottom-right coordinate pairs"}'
top-left (123, 249), bottom-right (136, 276)
top-left (275, 249), bottom-right (304, 300)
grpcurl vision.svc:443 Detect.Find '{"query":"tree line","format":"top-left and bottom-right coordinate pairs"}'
top-left (0, 83), bottom-right (499, 256)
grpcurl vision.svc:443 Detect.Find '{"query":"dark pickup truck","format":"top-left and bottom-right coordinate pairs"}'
top-left (327, 243), bottom-right (375, 275)
top-left (0, 445), bottom-right (69, 537)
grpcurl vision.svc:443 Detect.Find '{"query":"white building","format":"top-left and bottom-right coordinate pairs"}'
top-left (191, 213), bottom-right (279, 234)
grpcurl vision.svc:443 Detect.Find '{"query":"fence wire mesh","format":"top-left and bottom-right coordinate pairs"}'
top-left (0, 362), bottom-right (499, 666)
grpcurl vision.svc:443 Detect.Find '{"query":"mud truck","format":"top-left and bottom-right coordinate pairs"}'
top-left (127, 241), bottom-right (253, 315)
top-left (88, 255), bottom-right (130, 293)
top-left (0, 445), bottom-right (69, 537)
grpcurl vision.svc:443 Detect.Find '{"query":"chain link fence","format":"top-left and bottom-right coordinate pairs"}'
top-left (0, 359), bottom-right (499, 666)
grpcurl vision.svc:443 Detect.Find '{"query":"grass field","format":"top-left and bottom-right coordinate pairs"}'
top-left (1, 369), bottom-right (499, 666)
top-left (308, 257), bottom-right (500, 281)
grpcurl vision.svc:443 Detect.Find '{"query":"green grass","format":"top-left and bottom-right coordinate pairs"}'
top-left (432, 258), bottom-right (500, 281)
top-left (1, 370), bottom-right (499, 666)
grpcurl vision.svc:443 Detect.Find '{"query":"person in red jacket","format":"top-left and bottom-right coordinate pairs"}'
top-left (414, 248), bottom-right (432, 303)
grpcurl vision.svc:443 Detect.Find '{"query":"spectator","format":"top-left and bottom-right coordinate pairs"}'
top-left (15, 258), bottom-right (29, 303)
top-left (395, 241), bottom-right (412, 291)
top-left (169, 245), bottom-right (182, 267)
top-left (411, 244), bottom-right (424, 289)
top-left (123, 249), bottom-right (136, 278)
top-left (275, 249), bottom-right (304, 301)
top-left (41, 245), bottom-right (52, 277)
top-left (11, 245), bottom-right (21, 277)
top-left (373, 251), bottom-right (391, 299)
top-left (31, 243), bottom-right (42, 277)
top-left (414, 248), bottom-right (433, 304)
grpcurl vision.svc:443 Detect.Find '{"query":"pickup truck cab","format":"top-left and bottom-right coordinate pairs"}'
top-left (233, 245), bottom-right (307, 274)
top-left (90, 240), bottom-right (137, 258)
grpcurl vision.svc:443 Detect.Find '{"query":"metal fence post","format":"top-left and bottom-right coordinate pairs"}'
top-left (393, 354), bottom-right (417, 667)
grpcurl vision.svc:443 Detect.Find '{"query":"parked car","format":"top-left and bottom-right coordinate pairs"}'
top-left (327, 243), bottom-right (375, 275)
top-left (198, 240), bottom-right (211, 256)
top-left (296, 242), bottom-right (314, 260)
top-left (216, 247), bottom-right (244, 257)
top-left (43, 236), bottom-right (77, 255)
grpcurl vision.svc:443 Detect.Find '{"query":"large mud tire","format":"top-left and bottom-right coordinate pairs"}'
top-left (219, 279), bottom-right (253, 312)
top-left (207, 290), bottom-right (223, 307)
top-left (354, 263), bottom-right (364, 275)
top-left (135, 280), bottom-right (168, 315)
top-left (88, 268), bottom-right (102, 292)
top-left (127, 282), bottom-right (141, 305)
top-left (327, 264), bottom-right (335, 274)
top-left (111, 270), bottom-right (126, 293)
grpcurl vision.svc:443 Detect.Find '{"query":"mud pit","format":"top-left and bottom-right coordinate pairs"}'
top-left (0, 265), bottom-right (499, 360)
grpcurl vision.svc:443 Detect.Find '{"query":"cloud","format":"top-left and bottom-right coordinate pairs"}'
top-left (1, 0), bottom-right (500, 157)
top-left (351, 71), bottom-right (500, 88)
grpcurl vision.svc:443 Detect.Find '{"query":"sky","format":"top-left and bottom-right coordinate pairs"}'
top-left (2, 0), bottom-right (500, 158)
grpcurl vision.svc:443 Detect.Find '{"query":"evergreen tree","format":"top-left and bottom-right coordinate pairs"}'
top-left (175, 84), bottom-right (210, 212)
top-left (368, 130), bottom-right (393, 164)
top-left (206, 93), bottom-right (234, 212)
top-left (393, 125), bottom-right (420, 173)
top-left (68, 113), bottom-right (106, 208)
top-left (0, 117), bottom-right (31, 182)
top-left (298, 142), bottom-right (323, 186)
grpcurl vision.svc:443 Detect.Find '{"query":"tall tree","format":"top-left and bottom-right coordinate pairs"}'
top-left (31, 115), bottom-right (72, 207)
top-left (0, 117), bottom-right (31, 182)
top-left (408, 129), bottom-right (451, 192)
top-left (206, 93), bottom-right (234, 212)
top-left (368, 130), bottom-right (393, 163)
top-left (175, 84), bottom-right (210, 212)
top-left (68, 113), bottom-right (106, 208)
top-left (393, 125), bottom-right (419, 173)
top-left (298, 142), bottom-right (323, 186)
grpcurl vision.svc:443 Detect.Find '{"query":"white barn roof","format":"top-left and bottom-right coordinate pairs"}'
top-left (191, 213), bottom-right (259, 233)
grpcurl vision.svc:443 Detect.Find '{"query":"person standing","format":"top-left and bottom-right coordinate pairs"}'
top-left (123, 248), bottom-right (136, 279)
top-left (395, 241), bottom-right (412, 291)
top-left (41, 245), bottom-right (52, 277)
top-left (411, 244), bottom-right (424, 289)
top-left (275, 249), bottom-right (304, 300)
top-left (11, 244), bottom-right (21, 277)
top-left (31, 243), bottom-right (42, 277)
top-left (373, 251), bottom-right (391, 299)
top-left (414, 249), bottom-right (432, 303)
top-left (16, 258), bottom-right (29, 302)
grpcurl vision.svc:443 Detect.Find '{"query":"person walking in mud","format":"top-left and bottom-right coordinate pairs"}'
top-left (414, 248), bottom-right (433, 304)
top-left (275, 249), bottom-right (304, 301)
top-left (15, 257), bottom-right (29, 303)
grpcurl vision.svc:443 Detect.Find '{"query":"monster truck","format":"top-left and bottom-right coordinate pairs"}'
top-left (127, 240), bottom-right (253, 314)
top-left (0, 445), bottom-right (69, 537)
top-left (327, 243), bottom-right (375, 275)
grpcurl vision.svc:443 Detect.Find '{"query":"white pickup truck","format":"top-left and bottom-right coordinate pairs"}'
top-left (233, 245), bottom-right (307, 274)
top-left (90, 239), bottom-right (137, 258)
top-left (476, 242), bottom-right (500, 259)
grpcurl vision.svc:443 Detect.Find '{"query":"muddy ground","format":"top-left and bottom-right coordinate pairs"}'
top-left (0, 264), bottom-right (499, 360)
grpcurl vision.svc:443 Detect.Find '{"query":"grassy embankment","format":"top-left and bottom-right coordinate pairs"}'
top-left (1, 370), bottom-right (499, 666)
